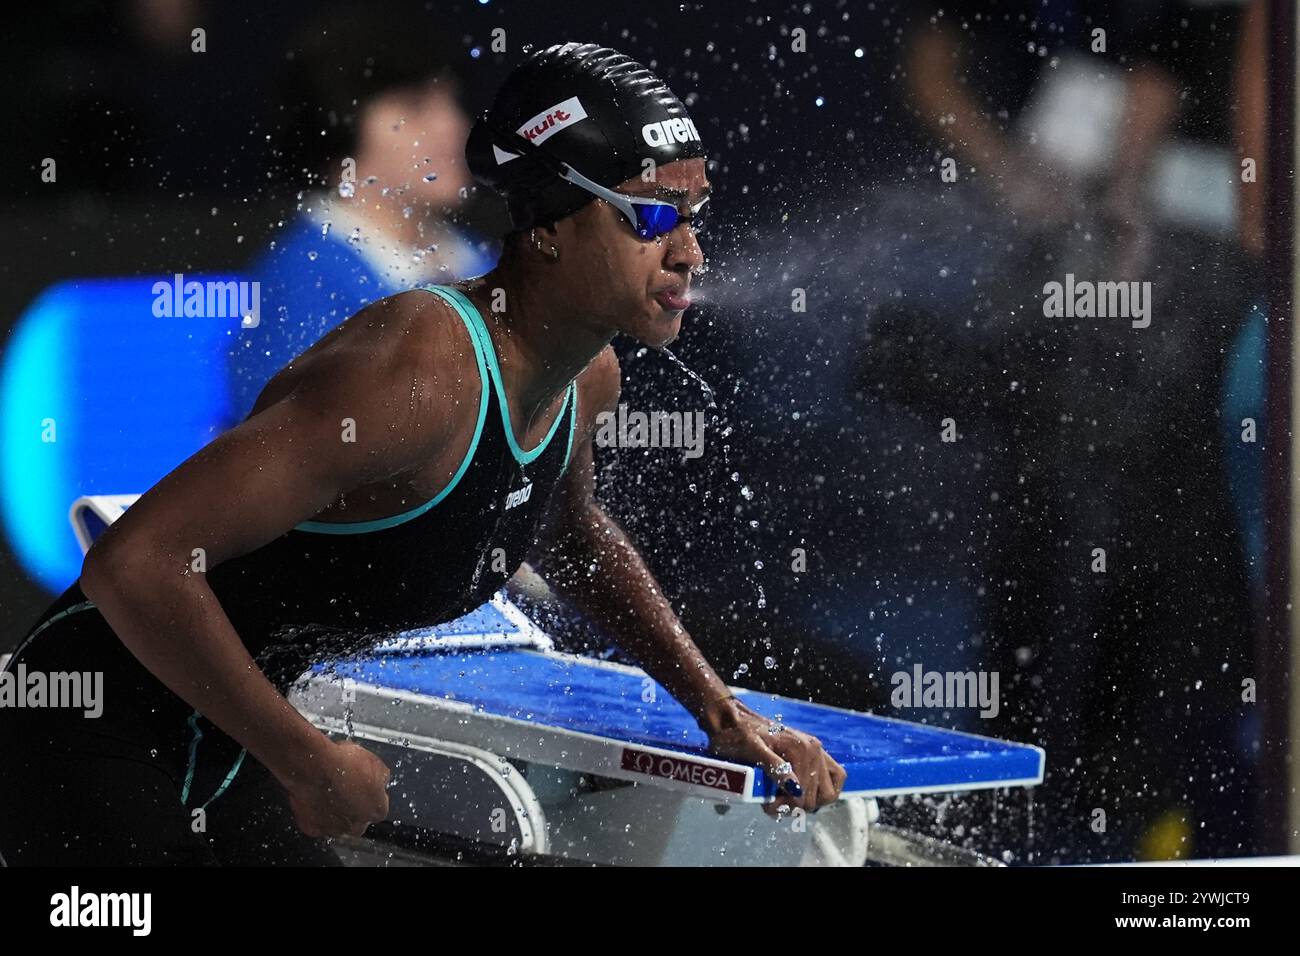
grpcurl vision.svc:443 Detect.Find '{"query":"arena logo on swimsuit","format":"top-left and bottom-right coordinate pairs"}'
top-left (504, 482), bottom-right (533, 511)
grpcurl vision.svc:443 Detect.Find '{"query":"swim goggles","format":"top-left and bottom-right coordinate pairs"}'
top-left (481, 114), bottom-right (709, 241)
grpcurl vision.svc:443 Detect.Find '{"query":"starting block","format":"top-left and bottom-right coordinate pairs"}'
top-left (71, 494), bottom-right (1045, 866)
top-left (69, 494), bottom-right (140, 555)
top-left (290, 596), bottom-right (1043, 866)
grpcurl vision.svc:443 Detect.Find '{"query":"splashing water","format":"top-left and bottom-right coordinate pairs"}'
top-left (657, 346), bottom-right (716, 409)
top-left (644, 345), bottom-right (772, 649)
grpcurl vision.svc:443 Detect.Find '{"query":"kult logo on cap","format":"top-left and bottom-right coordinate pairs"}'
top-left (519, 96), bottom-right (588, 145)
top-left (641, 117), bottom-right (700, 149)
top-left (493, 96), bottom-right (589, 165)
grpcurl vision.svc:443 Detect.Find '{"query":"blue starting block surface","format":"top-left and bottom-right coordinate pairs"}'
top-left (307, 599), bottom-right (1045, 802)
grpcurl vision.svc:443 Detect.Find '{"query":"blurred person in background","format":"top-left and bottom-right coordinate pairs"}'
top-left (857, 0), bottom-right (1260, 861)
top-left (225, 2), bottom-right (497, 425)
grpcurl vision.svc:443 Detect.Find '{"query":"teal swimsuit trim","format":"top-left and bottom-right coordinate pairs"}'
top-left (562, 382), bottom-right (578, 474)
top-left (292, 285), bottom-right (492, 535)
top-left (180, 710), bottom-right (247, 811)
top-left (436, 285), bottom-right (577, 467)
top-left (291, 284), bottom-right (577, 534)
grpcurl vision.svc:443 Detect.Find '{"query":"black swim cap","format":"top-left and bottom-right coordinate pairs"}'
top-left (466, 42), bottom-right (706, 232)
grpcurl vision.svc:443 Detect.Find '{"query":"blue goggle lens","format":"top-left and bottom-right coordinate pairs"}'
top-left (632, 201), bottom-right (707, 240)
top-left (635, 203), bottom-right (680, 239)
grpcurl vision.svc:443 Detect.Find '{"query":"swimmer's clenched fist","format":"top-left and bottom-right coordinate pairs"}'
top-left (282, 739), bottom-right (391, 839)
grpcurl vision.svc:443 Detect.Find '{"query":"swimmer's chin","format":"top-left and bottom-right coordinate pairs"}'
top-left (633, 313), bottom-right (683, 348)
top-left (616, 300), bottom-right (684, 347)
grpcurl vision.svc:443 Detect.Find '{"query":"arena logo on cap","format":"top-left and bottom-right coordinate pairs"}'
top-left (641, 117), bottom-right (700, 149)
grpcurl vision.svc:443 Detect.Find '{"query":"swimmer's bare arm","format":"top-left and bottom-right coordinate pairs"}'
top-left (544, 348), bottom-right (846, 814)
top-left (79, 291), bottom-right (460, 811)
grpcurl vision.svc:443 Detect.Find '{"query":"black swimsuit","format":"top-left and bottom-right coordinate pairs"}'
top-left (0, 284), bottom-right (579, 865)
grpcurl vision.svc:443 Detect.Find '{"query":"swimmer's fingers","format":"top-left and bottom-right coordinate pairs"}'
top-left (700, 707), bottom-right (833, 820)
top-left (800, 738), bottom-right (847, 813)
top-left (811, 747), bottom-right (847, 811)
top-left (827, 752), bottom-right (848, 799)
top-left (753, 739), bottom-right (802, 821)
top-left (286, 794), bottom-right (326, 839)
top-left (765, 729), bottom-right (845, 816)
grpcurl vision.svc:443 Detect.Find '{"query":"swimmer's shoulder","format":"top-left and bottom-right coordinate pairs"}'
top-left (378, 286), bottom-right (483, 379)
top-left (252, 288), bottom-right (482, 446)
top-left (368, 288), bottom-right (489, 438)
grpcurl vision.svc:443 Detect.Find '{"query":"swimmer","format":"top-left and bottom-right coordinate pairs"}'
top-left (0, 43), bottom-right (845, 866)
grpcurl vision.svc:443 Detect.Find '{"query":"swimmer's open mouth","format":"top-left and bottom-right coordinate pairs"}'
top-left (653, 286), bottom-right (691, 312)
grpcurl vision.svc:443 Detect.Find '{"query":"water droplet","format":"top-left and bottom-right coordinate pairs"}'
top-left (657, 347), bottom-right (716, 408)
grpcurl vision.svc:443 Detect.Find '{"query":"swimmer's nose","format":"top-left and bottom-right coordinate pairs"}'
top-left (664, 223), bottom-right (704, 273)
